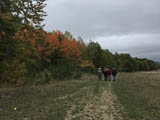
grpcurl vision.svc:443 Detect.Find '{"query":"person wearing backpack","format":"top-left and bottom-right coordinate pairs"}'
top-left (106, 68), bottom-right (112, 81)
top-left (112, 67), bottom-right (117, 81)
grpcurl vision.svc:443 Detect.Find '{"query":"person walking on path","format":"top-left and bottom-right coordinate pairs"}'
top-left (103, 67), bottom-right (107, 81)
top-left (106, 68), bottom-right (112, 81)
top-left (112, 67), bottom-right (117, 81)
top-left (97, 67), bottom-right (102, 80)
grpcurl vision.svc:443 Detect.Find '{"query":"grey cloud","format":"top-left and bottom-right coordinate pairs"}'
top-left (43, 0), bottom-right (160, 61)
top-left (95, 34), bottom-right (160, 61)
top-left (44, 0), bottom-right (160, 38)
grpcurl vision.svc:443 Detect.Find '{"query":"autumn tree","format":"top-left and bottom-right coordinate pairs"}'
top-left (0, 0), bottom-right (47, 84)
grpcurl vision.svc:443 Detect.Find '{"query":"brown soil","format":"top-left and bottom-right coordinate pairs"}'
top-left (65, 83), bottom-right (124, 120)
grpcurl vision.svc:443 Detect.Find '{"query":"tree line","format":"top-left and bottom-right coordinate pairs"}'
top-left (0, 0), bottom-right (159, 85)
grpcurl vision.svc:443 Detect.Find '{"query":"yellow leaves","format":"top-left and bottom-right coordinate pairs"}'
top-left (80, 60), bottom-right (96, 72)
top-left (80, 60), bottom-right (95, 69)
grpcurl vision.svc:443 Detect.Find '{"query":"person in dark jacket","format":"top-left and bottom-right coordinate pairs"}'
top-left (103, 67), bottom-right (107, 81)
top-left (112, 67), bottom-right (117, 81)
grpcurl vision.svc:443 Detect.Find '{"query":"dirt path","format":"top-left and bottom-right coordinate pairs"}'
top-left (65, 82), bottom-right (124, 120)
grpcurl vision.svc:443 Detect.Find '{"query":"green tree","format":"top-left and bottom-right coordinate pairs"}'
top-left (0, 0), bottom-right (47, 84)
top-left (118, 54), bottom-right (135, 72)
top-left (83, 41), bottom-right (103, 68)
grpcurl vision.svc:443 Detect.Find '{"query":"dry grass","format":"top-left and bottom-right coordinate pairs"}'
top-left (2, 70), bottom-right (159, 120)
top-left (112, 70), bottom-right (160, 120)
top-left (0, 74), bottom-right (123, 120)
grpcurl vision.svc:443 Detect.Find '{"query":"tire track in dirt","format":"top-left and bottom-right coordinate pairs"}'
top-left (65, 82), bottom-right (124, 120)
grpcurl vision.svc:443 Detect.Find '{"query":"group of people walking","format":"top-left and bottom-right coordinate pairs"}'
top-left (97, 67), bottom-right (117, 81)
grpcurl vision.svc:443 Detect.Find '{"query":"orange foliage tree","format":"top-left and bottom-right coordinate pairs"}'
top-left (43, 30), bottom-right (83, 63)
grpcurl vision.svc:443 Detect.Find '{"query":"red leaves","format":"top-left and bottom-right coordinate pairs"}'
top-left (46, 34), bottom-right (60, 48)
top-left (17, 29), bottom-right (83, 62)
top-left (43, 30), bottom-right (82, 60)
top-left (61, 36), bottom-right (81, 60)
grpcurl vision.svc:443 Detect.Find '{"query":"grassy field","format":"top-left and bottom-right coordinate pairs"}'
top-left (0, 71), bottom-right (160, 120)
top-left (112, 70), bottom-right (160, 120)
top-left (0, 74), bottom-right (123, 120)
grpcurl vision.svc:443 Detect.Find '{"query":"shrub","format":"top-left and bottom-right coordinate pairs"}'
top-left (0, 60), bottom-right (26, 86)
top-left (34, 69), bottom-right (53, 85)
top-left (80, 60), bottom-right (96, 73)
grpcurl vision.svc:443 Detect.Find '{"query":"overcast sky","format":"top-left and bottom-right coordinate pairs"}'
top-left (43, 0), bottom-right (160, 61)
